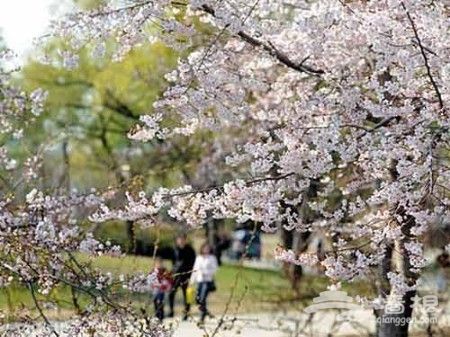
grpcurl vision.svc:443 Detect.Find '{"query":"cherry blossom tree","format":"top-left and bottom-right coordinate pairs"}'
top-left (2, 0), bottom-right (450, 336)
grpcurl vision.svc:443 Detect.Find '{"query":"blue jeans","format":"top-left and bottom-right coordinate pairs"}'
top-left (196, 282), bottom-right (212, 319)
top-left (154, 292), bottom-right (165, 320)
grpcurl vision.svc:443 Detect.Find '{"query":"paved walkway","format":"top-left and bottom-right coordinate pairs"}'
top-left (2, 258), bottom-right (449, 336)
top-left (5, 305), bottom-right (449, 337)
top-left (171, 307), bottom-right (450, 337)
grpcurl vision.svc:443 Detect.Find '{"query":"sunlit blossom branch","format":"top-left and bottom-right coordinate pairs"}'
top-left (160, 172), bottom-right (295, 199)
top-left (86, 0), bottom-right (152, 18)
top-left (49, 273), bottom-right (122, 311)
top-left (401, 2), bottom-right (444, 110)
top-left (275, 240), bottom-right (371, 266)
top-left (197, 25), bottom-right (229, 71)
top-left (199, 4), bottom-right (324, 75)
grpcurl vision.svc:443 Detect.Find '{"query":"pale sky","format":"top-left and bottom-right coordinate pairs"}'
top-left (0, 0), bottom-right (72, 57)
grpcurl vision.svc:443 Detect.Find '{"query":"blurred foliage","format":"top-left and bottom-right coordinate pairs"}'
top-left (19, 38), bottom-right (182, 190)
top-left (93, 222), bottom-right (178, 258)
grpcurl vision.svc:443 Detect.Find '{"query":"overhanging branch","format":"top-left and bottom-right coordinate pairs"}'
top-left (402, 2), bottom-right (443, 110)
top-left (200, 4), bottom-right (324, 75)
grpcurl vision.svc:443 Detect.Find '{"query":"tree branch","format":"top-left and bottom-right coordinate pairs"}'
top-left (104, 90), bottom-right (140, 121)
top-left (401, 2), bottom-right (443, 109)
top-left (200, 4), bottom-right (324, 75)
top-left (161, 172), bottom-right (295, 199)
top-left (356, 116), bottom-right (398, 139)
top-left (27, 282), bottom-right (60, 337)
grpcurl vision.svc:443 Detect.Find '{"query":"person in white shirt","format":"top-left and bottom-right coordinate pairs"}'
top-left (190, 242), bottom-right (218, 322)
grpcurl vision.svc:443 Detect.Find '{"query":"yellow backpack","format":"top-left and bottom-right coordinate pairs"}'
top-left (186, 285), bottom-right (195, 304)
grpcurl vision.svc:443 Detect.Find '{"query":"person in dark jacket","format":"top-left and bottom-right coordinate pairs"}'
top-left (168, 232), bottom-right (196, 320)
top-left (436, 247), bottom-right (450, 293)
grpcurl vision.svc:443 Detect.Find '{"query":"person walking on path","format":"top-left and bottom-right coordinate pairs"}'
top-left (436, 247), bottom-right (450, 295)
top-left (168, 232), bottom-right (196, 320)
top-left (190, 242), bottom-right (218, 323)
top-left (151, 257), bottom-right (173, 321)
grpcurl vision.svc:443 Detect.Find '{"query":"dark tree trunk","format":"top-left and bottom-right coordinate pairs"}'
top-left (126, 220), bottom-right (136, 254)
top-left (205, 218), bottom-right (218, 249)
top-left (280, 178), bottom-right (320, 292)
top-left (372, 160), bottom-right (423, 337)
top-left (205, 218), bottom-right (227, 265)
top-left (281, 229), bottom-right (311, 292)
top-left (375, 290), bottom-right (416, 337)
top-left (373, 210), bottom-right (419, 337)
top-left (60, 140), bottom-right (70, 190)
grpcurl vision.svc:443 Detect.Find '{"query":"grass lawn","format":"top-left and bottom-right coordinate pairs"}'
top-left (0, 254), bottom-right (375, 321)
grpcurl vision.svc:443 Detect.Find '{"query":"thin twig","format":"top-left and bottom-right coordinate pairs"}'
top-left (401, 2), bottom-right (443, 109)
top-left (197, 26), bottom-right (229, 71)
top-left (27, 282), bottom-right (60, 337)
top-left (66, 251), bottom-right (90, 279)
top-left (197, 0), bottom-right (261, 72)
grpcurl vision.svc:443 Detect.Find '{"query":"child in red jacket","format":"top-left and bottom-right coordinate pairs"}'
top-left (151, 258), bottom-right (173, 320)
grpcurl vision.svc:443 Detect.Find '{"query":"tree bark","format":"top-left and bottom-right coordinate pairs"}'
top-left (376, 290), bottom-right (416, 337)
top-left (126, 220), bottom-right (136, 254)
top-left (373, 159), bottom-right (421, 337)
top-left (374, 203), bottom-right (420, 337)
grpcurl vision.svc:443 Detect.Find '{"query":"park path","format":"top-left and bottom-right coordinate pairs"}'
top-left (171, 306), bottom-right (450, 337)
top-left (2, 254), bottom-right (449, 336)
top-left (2, 304), bottom-right (450, 337)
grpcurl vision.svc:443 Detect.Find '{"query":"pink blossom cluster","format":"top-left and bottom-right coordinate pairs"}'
top-left (274, 247), bottom-right (319, 267)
